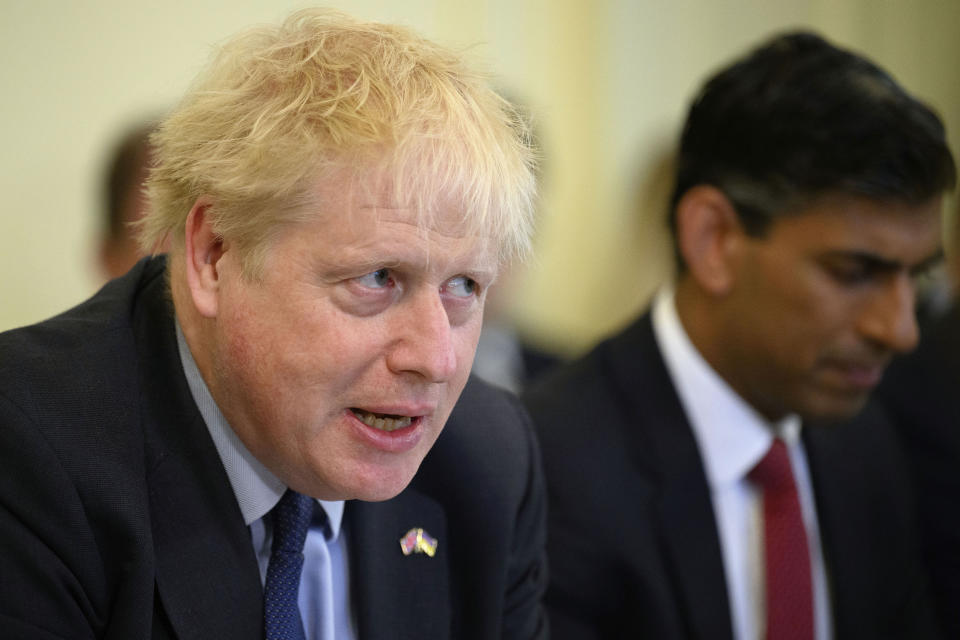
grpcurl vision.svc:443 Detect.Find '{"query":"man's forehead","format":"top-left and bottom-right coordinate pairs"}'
top-left (297, 205), bottom-right (495, 274)
top-left (758, 195), bottom-right (943, 267)
top-left (788, 191), bottom-right (941, 220)
top-left (363, 205), bottom-right (492, 241)
top-left (307, 165), bottom-right (488, 232)
top-left (767, 194), bottom-right (942, 237)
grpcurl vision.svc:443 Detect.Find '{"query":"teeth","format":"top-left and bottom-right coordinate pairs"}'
top-left (352, 409), bottom-right (413, 432)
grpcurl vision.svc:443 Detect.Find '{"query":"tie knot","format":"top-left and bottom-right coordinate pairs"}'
top-left (271, 489), bottom-right (315, 555)
top-left (748, 438), bottom-right (794, 493)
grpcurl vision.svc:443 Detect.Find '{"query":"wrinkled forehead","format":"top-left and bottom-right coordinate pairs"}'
top-left (301, 164), bottom-right (501, 258)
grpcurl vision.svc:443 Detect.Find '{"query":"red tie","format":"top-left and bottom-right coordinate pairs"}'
top-left (748, 438), bottom-right (814, 640)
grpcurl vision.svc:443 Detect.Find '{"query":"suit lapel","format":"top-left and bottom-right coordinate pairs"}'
top-left (605, 315), bottom-right (734, 640)
top-left (147, 442), bottom-right (264, 640)
top-left (348, 489), bottom-right (450, 640)
top-left (134, 264), bottom-right (263, 640)
top-left (803, 420), bottom-right (875, 638)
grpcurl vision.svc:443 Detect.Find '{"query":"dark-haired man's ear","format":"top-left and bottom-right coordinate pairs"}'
top-left (183, 197), bottom-right (227, 318)
top-left (675, 185), bottom-right (745, 296)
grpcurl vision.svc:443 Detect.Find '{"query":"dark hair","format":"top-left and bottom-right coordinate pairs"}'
top-left (668, 31), bottom-right (955, 265)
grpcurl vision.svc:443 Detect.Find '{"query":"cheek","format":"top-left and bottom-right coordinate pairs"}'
top-left (317, 317), bottom-right (385, 368)
top-left (753, 262), bottom-right (842, 336)
top-left (765, 303), bottom-right (860, 383)
top-left (736, 276), bottom-right (829, 371)
top-left (782, 277), bottom-right (863, 349)
top-left (437, 323), bottom-right (483, 404)
top-left (455, 319), bottom-right (484, 368)
top-left (218, 302), bottom-right (338, 409)
top-left (757, 263), bottom-right (821, 315)
top-left (261, 293), bottom-right (375, 374)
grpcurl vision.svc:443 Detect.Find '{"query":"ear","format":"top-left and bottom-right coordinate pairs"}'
top-left (183, 198), bottom-right (226, 318)
top-left (675, 185), bottom-right (745, 296)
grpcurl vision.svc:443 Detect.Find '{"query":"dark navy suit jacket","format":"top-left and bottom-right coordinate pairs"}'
top-left (878, 301), bottom-right (960, 638)
top-left (524, 312), bottom-right (938, 640)
top-left (0, 257), bottom-right (547, 640)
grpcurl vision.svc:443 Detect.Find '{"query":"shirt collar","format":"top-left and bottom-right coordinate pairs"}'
top-left (175, 321), bottom-right (345, 540)
top-left (651, 286), bottom-right (801, 489)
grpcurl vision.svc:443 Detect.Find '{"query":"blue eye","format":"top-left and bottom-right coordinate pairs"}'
top-left (356, 268), bottom-right (393, 289)
top-left (444, 276), bottom-right (478, 298)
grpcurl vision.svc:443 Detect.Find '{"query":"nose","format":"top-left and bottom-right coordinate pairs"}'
top-left (858, 274), bottom-right (920, 354)
top-left (386, 291), bottom-right (458, 383)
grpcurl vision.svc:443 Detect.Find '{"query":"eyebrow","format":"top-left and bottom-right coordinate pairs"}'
top-left (821, 249), bottom-right (945, 275)
top-left (316, 258), bottom-right (401, 280)
top-left (318, 255), bottom-right (499, 283)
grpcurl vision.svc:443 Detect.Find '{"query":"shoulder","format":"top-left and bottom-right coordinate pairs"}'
top-left (0, 259), bottom-right (168, 446)
top-left (0, 258), bottom-right (167, 414)
top-left (418, 376), bottom-right (539, 500)
top-left (876, 302), bottom-right (960, 439)
top-left (804, 401), bottom-right (941, 637)
top-left (522, 312), bottom-right (664, 459)
top-left (0, 256), bottom-right (169, 493)
top-left (412, 376), bottom-right (549, 639)
top-left (526, 312), bottom-right (657, 401)
top-left (0, 257), bottom-right (170, 549)
top-left (0, 258), bottom-right (167, 638)
top-left (806, 399), bottom-right (902, 466)
top-left (519, 313), bottom-right (668, 536)
top-left (803, 399), bottom-right (913, 517)
top-left (882, 302), bottom-right (960, 389)
top-left (449, 374), bottom-right (532, 435)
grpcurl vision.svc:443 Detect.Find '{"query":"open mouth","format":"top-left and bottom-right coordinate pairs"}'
top-left (350, 408), bottom-right (415, 432)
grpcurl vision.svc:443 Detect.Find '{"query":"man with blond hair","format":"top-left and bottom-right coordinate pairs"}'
top-left (0, 9), bottom-right (546, 639)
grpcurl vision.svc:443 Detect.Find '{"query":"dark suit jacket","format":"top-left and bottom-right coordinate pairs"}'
top-left (877, 301), bottom-right (960, 637)
top-left (523, 312), bottom-right (937, 640)
top-left (0, 257), bottom-right (547, 640)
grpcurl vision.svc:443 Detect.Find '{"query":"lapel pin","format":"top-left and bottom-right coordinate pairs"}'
top-left (400, 527), bottom-right (438, 557)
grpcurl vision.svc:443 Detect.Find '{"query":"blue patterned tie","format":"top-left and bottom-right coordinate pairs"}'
top-left (264, 489), bottom-right (315, 640)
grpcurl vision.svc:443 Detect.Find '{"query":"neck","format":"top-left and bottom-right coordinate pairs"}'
top-left (674, 277), bottom-right (724, 371)
top-left (169, 254), bottom-right (216, 386)
top-left (673, 277), bottom-right (786, 422)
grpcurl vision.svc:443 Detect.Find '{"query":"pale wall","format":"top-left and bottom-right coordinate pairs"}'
top-left (2, 0), bottom-right (959, 355)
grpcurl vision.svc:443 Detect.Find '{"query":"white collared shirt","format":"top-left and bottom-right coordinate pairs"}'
top-left (176, 322), bottom-right (355, 640)
top-left (651, 287), bottom-right (832, 640)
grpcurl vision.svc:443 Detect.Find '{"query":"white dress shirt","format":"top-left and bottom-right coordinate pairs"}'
top-left (176, 322), bottom-right (355, 640)
top-left (651, 287), bottom-right (832, 640)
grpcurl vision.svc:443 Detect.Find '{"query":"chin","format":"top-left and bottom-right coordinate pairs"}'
top-left (341, 463), bottom-right (422, 503)
top-left (799, 392), bottom-right (869, 423)
top-left (348, 480), bottom-right (415, 502)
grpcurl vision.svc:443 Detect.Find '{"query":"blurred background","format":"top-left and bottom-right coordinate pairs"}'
top-left (2, 0), bottom-right (959, 357)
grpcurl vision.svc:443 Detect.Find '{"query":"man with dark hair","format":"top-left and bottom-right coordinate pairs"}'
top-left (524, 31), bottom-right (954, 639)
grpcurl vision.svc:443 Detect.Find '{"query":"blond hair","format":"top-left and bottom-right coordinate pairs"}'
top-left (142, 8), bottom-right (537, 276)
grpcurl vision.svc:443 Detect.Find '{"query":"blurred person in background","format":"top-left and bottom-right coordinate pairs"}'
top-left (0, 9), bottom-right (547, 639)
top-left (97, 120), bottom-right (157, 280)
top-left (525, 31), bottom-right (954, 640)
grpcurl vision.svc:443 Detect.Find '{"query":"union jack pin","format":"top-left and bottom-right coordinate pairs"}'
top-left (399, 527), bottom-right (438, 557)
